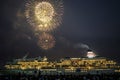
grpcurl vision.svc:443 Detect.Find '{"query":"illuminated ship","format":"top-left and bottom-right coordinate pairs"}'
top-left (5, 51), bottom-right (120, 74)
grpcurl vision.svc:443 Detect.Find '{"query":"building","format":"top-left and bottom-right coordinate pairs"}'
top-left (5, 51), bottom-right (120, 74)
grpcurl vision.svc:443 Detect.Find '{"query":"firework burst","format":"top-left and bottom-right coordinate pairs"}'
top-left (37, 33), bottom-right (55, 50)
top-left (25, 0), bottom-right (63, 32)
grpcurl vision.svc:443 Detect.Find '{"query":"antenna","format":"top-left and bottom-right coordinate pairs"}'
top-left (22, 53), bottom-right (29, 59)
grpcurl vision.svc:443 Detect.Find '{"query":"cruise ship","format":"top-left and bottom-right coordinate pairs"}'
top-left (4, 51), bottom-right (120, 74)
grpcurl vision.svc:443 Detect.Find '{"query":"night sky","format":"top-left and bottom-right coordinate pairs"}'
top-left (0, 0), bottom-right (120, 68)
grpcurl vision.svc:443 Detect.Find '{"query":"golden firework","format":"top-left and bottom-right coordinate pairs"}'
top-left (25, 0), bottom-right (63, 32)
top-left (35, 2), bottom-right (54, 23)
top-left (37, 33), bottom-right (55, 50)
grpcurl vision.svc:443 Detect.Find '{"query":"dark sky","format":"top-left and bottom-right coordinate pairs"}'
top-left (0, 0), bottom-right (120, 68)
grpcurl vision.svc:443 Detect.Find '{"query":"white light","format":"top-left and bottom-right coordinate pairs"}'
top-left (87, 51), bottom-right (96, 58)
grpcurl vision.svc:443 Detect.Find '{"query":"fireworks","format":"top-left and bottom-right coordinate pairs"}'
top-left (35, 2), bottom-right (54, 23)
top-left (25, 0), bottom-right (63, 32)
top-left (25, 0), bottom-right (64, 50)
top-left (37, 33), bottom-right (55, 50)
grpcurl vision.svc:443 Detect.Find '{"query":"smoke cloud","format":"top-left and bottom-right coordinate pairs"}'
top-left (58, 36), bottom-right (90, 54)
top-left (74, 43), bottom-right (90, 50)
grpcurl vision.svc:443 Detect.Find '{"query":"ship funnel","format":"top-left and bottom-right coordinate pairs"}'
top-left (87, 50), bottom-right (96, 58)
